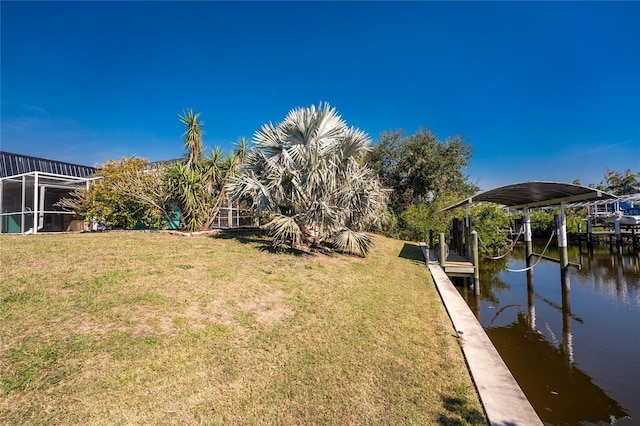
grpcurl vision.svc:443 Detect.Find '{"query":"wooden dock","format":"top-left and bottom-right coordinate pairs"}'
top-left (575, 230), bottom-right (639, 251)
top-left (442, 252), bottom-right (476, 277)
top-left (419, 243), bottom-right (475, 278)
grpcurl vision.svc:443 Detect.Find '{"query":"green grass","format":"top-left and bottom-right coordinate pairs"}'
top-left (0, 231), bottom-right (486, 425)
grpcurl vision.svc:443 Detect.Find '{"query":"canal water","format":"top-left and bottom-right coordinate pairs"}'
top-left (458, 244), bottom-right (640, 425)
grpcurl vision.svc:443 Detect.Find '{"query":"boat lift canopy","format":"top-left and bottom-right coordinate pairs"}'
top-left (441, 181), bottom-right (617, 212)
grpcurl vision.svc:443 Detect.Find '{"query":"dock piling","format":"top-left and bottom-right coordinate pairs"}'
top-left (524, 208), bottom-right (533, 270)
top-left (439, 232), bottom-right (446, 267)
top-left (614, 216), bottom-right (622, 253)
top-left (556, 205), bottom-right (570, 292)
top-left (471, 230), bottom-right (480, 295)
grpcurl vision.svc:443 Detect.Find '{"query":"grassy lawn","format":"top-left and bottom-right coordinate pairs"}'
top-left (0, 231), bottom-right (486, 425)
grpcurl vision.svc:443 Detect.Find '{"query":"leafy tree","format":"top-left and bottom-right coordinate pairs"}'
top-left (398, 191), bottom-right (461, 241)
top-left (601, 168), bottom-right (639, 195)
top-left (226, 103), bottom-right (387, 256)
top-left (57, 156), bottom-right (167, 229)
top-left (522, 207), bottom-right (584, 237)
top-left (468, 203), bottom-right (511, 252)
top-left (367, 129), bottom-right (478, 239)
top-left (368, 129), bottom-right (478, 210)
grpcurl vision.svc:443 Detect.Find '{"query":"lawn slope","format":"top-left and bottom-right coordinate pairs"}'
top-left (0, 231), bottom-right (485, 425)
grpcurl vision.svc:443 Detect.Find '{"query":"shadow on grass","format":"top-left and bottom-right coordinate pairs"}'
top-left (213, 228), bottom-right (269, 244)
top-left (211, 228), bottom-right (310, 257)
top-left (438, 396), bottom-right (487, 425)
top-left (398, 242), bottom-right (426, 264)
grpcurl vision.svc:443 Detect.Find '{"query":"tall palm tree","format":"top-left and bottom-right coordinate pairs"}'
top-left (226, 103), bottom-right (388, 256)
top-left (179, 109), bottom-right (204, 171)
top-left (168, 111), bottom-right (252, 232)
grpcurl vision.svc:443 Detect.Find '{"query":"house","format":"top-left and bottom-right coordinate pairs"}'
top-left (0, 151), bottom-right (96, 234)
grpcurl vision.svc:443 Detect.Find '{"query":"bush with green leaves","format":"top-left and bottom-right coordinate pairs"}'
top-left (468, 203), bottom-right (511, 252)
top-left (57, 156), bottom-right (168, 229)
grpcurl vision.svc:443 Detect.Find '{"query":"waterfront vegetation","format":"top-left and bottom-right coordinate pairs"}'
top-left (56, 102), bottom-right (638, 257)
top-left (0, 231), bottom-right (486, 425)
top-left (226, 103), bottom-right (387, 257)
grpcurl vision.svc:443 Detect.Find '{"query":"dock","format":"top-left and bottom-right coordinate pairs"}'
top-left (419, 242), bottom-right (543, 426)
top-left (440, 251), bottom-right (475, 277)
top-left (575, 229), bottom-right (639, 251)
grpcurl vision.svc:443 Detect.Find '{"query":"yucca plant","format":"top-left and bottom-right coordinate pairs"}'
top-left (226, 102), bottom-right (388, 256)
top-left (166, 112), bottom-right (248, 232)
top-left (180, 109), bottom-right (204, 171)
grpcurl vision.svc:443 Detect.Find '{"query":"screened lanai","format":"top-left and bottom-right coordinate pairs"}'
top-left (0, 152), bottom-right (96, 234)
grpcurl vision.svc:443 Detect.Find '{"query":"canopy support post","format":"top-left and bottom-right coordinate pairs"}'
top-left (523, 208), bottom-right (533, 270)
top-left (614, 216), bottom-right (622, 253)
top-left (556, 203), bottom-right (570, 292)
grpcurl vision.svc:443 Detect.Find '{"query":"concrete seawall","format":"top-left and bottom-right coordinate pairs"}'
top-left (421, 244), bottom-right (543, 426)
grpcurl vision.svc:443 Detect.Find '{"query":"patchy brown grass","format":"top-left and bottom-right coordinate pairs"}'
top-left (0, 231), bottom-right (486, 425)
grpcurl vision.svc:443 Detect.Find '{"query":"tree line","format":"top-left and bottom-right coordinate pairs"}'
top-left (59, 103), bottom-right (639, 256)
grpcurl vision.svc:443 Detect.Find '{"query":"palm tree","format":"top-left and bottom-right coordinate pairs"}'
top-left (226, 103), bottom-right (388, 256)
top-left (179, 109), bottom-right (204, 171)
top-left (168, 111), bottom-right (252, 232)
top-left (604, 168), bottom-right (640, 195)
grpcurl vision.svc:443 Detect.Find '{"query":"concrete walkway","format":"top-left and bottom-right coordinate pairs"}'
top-left (420, 243), bottom-right (543, 426)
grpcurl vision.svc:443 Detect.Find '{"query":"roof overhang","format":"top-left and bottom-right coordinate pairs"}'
top-left (441, 181), bottom-right (618, 212)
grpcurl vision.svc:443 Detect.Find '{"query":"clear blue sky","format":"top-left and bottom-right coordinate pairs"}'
top-left (1, 1), bottom-right (639, 190)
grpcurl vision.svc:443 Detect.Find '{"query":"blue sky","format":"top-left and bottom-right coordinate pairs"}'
top-left (1, 1), bottom-right (638, 190)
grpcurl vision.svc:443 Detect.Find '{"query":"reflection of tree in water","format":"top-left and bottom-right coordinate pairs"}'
top-left (487, 312), bottom-right (629, 425)
top-left (513, 243), bottom-right (640, 306)
top-left (463, 243), bottom-right (634, 425)
top-left (476, 254), bottom-right (511, 305)
top-left (577, 250), bottom-right (640, 279)
top-left (521, 243), bottom-right (640, 283)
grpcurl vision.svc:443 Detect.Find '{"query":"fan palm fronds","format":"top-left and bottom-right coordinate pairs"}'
top-left (226, 102), bottom-right (388, 255)
top-left (333, 228), bottom-right (374, 257)
top-left (266, 214), bottom-right (302, 249)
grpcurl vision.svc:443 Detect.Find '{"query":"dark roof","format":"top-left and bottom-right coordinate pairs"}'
top-left (147, 158), bottom-right (184, 168)
top-left (442, 181), bottom-right (618, 211)
top-left (0, 151), bottom-right (96, 178)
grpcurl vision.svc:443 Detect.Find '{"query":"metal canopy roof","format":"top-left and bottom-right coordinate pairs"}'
top-left (442, 181), bottom-right (618, 211)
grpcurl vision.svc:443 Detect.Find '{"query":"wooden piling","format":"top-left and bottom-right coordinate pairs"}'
top-left (555, 214), bottom-right (569, 268)
top-left (465, 216), bottom-right (472, 260)
top-left (452, 218), bottom-right (461, 254)
top-left (439, 232), bottom-right (446, 268)
top-left (561, 287), bottom-right (573, 364)
top-left (524, 208), bottom-right (533, 270)
top-left (471, 230), bottom-right (480, 296)
top-left (527, 271), bottom-right (535, 329)
top-left (561, 267), bottom-right (571, 292)
top-left (614, 216), bottom-right (622, 252)
top-left (556, 206), bottom-right (570, 292)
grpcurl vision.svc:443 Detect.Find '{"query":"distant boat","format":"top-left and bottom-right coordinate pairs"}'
top-left (605, 207), bottom-right (640, 226)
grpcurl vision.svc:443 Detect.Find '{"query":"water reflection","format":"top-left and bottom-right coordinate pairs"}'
top-left (484, 312), bottom-right (627, 425)
top-left (459, 244), bottom-right (640, 425)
